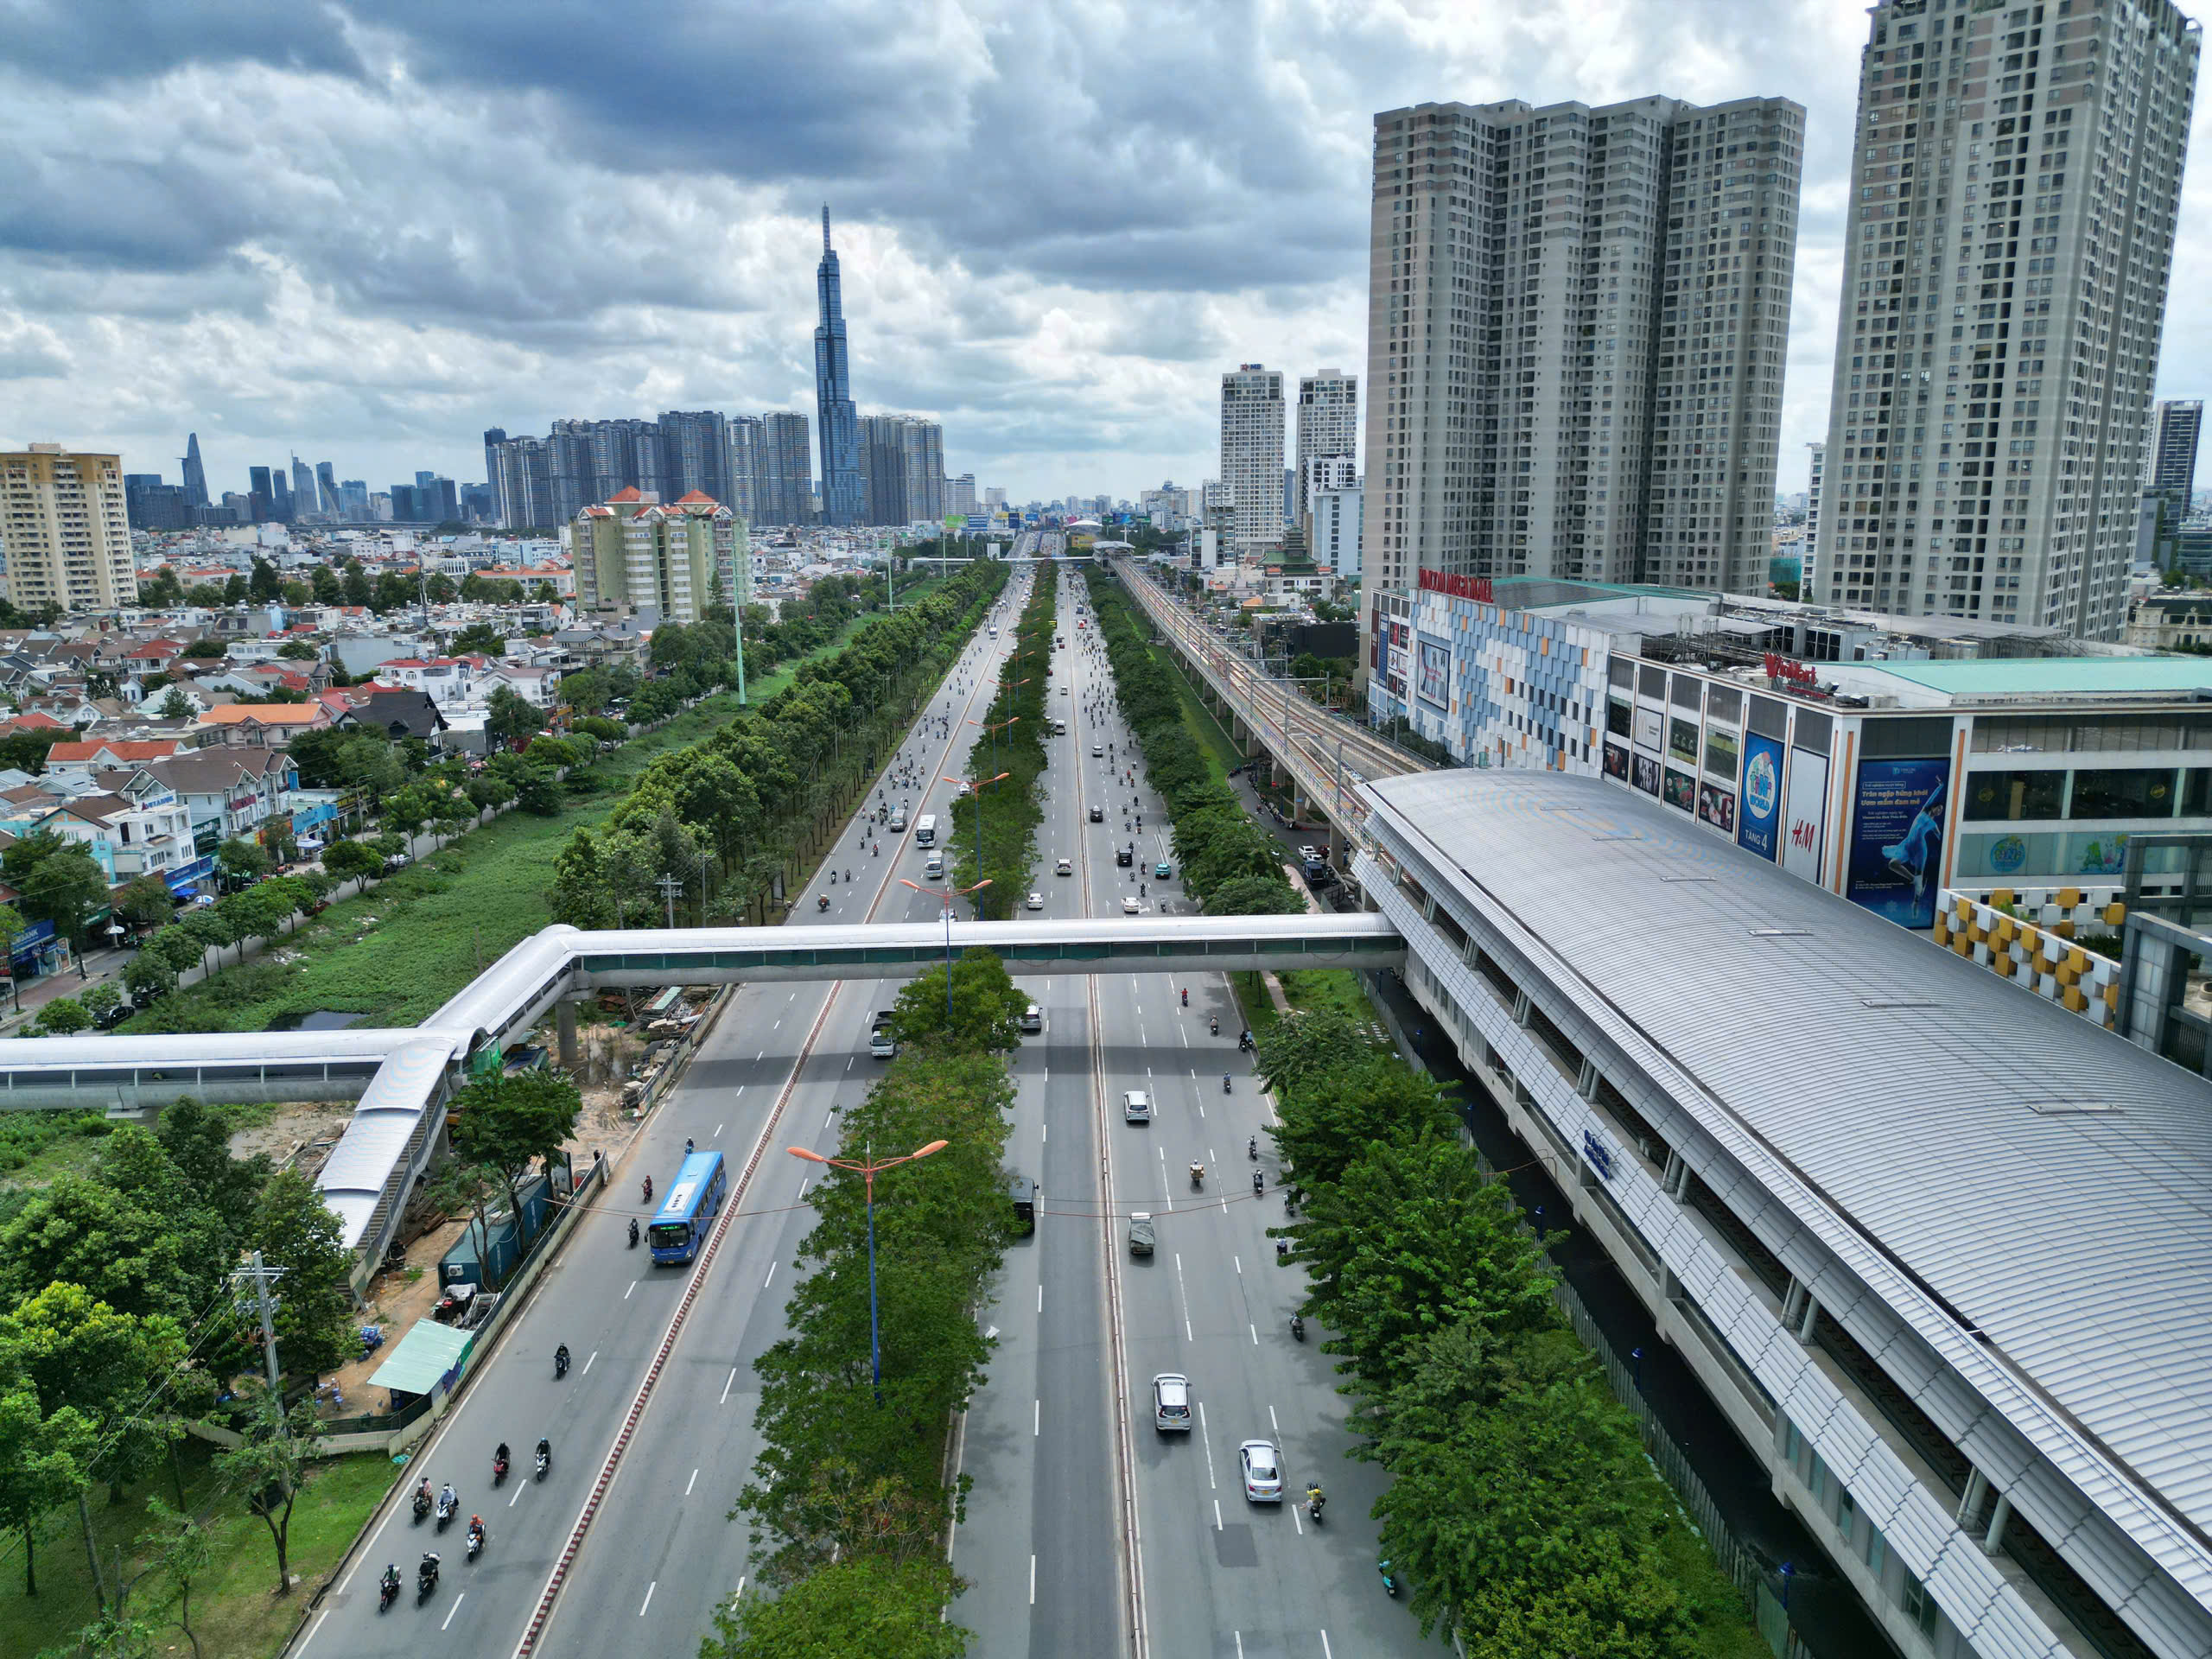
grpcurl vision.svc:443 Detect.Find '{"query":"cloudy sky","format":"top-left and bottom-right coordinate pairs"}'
top-left (7, 0), bottom-right (2212, 506)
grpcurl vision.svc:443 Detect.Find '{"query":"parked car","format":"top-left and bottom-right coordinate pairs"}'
top-left (95, 1001), bottom-right (132, 1030)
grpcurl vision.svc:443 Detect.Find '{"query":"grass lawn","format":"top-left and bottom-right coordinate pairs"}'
top-left (116, 606), bottom-right (926, 1037)
top-left (0, 1437), bottom-right (393, 1659)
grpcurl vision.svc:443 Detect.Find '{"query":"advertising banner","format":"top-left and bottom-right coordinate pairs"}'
top-left (1632, 753), bottom-right (1662, 796)
top-left (1603, 742), bottom-right (1630, 782)
top-left (1415, 635), bottom-right (1452, 711)
top-left (1780, 747), bottom-right (1829, 883)
top-left (1736, 732), bottom-right (1783, 861)
top-left (1634, 708), bottom-right (1663, 753)
top-left (1846, 756), bottom-right (1953, 927)
top-left (1662, 766), bottom-right (1697, 814)
top-left (1698, 781), bottom-right (1737, 836)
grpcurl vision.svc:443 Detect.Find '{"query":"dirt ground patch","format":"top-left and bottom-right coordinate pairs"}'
top-left (318, 1213), bottom-right (473, 1419)
top-left (228, 1099), bottom-right (354, 1173)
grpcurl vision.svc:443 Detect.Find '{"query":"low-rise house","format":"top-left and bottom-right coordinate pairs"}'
top-left (340, 689), bottom-right (449, 746)
top-left (197, 703), bottom-right (333, 749)
top-left (41, 738), bottom-right (194, 788)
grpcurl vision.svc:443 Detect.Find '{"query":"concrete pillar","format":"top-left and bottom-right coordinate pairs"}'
top-left (1796, 1291), bottom-right (1820, 1344)
top-left (556, 998), bottom-right (579, 1070)
top-left (1983, 1494), bottom-right (2012, 1555)
top-left (1957, 1468), bottom-right (1989, 1528)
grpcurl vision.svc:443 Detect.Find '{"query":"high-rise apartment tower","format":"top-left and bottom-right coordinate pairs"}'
top-left (814, 208), bottom-right (863, 527)
top-left (1805, 442), bottom-right (1827, 595)
top-left (2148, 397), bottom-right (2202, 519)
top-left (1812, 0), bottom-right (2198, 638)
top-left (1360, 93), bottom-right (1803, 669)
top-left (1295, 371), bottom-right (1359, 531)
top-left (0, 446), bottom-right (138, 611)
top-left (1220, 365), bottom-right (1286, 554)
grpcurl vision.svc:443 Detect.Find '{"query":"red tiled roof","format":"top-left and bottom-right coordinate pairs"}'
top-left (606, 486), bottom-right (645, 504)
top-left (46, 740), bottom-right (188, 763)
top-left (673, 490), bottom-right (718, 505)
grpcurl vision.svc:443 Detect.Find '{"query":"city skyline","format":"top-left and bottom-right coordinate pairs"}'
top-left (11, 3), bottom-right (2212, 505)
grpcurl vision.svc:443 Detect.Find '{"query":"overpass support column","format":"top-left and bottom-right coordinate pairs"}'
top-left (556, 998), bottom-right (580, 1071)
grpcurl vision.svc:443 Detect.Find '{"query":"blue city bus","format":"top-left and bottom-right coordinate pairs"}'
top-left (648, 1149), bottom-right (728, 1265)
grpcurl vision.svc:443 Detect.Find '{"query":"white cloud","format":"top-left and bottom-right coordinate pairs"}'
top-left (2, 0), bottom-right (2209, 509)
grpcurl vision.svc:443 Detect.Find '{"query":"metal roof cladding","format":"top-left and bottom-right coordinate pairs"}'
top-left (1863, 656), bottom-right (2212, 698)
top-left (1363, 769), bottom-right (2212, 1580)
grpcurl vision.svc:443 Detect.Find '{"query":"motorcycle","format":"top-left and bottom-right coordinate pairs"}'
top-left (1306, 1488), bottom-right (1325, 1523)
top-left (1379, 1560), bottom-right (1402, 1599)
top-left (1253, 1170), bottom-right (1264, 1196)
top-left (1248, 1137), bottom-right (1258, 1160)
top-left (378, 1569), bottom-right (400, 1612)
top-left (1291, 1314), bottom-right (1306, 1342)
top-left (535, 1444), bottom-right (550, 1482)
top-left (1209, 1016), bottom-right (1217, 1036)
top-left (627, 1217), bottom-right (639, 1249)
top-left (642, 1176), bottom-right (653, 1204)
top-left (411, 1487), bottom-right (432, 1524)
top-left (417, 1557), bottom-right (441, 1604)
top-left (555, 1347), bottom-right (569, 1379)
top-left (466, 1523), bottom-right (486, 1562)
top-left (1189, 1163), bottom-right (1205, 1192)
top-left (493, 1449), bottom-right (510, 1487)
top-left (1239, 1030), bottom-right (1255, 1052)
top-left (435, 1491), bottom-right (456, 1532)
top-left (1223, 1074), bottom-right (1232, 1095)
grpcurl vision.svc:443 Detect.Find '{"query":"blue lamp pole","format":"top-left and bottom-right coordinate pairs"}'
top-left (788, 1138), bottom-right (949, 1405)
top-left (899, 877), bottom-right (990, 1022)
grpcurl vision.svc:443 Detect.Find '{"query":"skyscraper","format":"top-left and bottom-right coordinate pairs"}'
top-left (658, 410), bottom-right (731, 505)
top-left (291, 457), bottom-right (317, 519)
top-left (1813, 0), bottom-right (2198, 638)
top-left (315, 461), bottom-right (340, 517)
top-left (0, 446), bottom-right (137, 610)
top-left (1360, 92), bottom-right (1802, 655)
top-left (814, 207), bottom-right (863, 527)
top-left (482, 429), bottom-right (508, 519)
top-left (763, 412), bottom-right (813, 525)
top-left (270, 467), bottom-right (292, 521)
top-left (1220, 365), bottom-right (1286, 554)
top-left (1804, 442), bottom-right (1826, 597)
top-left (1295, 371), bottom-right (1359, 531)
top-left (2148, 398), bottom-right (2202, 520)
top-left (181, 433), bottom-right (208, 508)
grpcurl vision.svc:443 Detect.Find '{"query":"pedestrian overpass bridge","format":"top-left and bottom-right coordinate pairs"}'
top-left (2, 914), bottom-right (1400, 1278)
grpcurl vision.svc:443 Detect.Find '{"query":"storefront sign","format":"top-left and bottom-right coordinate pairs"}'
top-left (1737, 733), bottom-right (1783, 861)
top-left (1763, 652), bottom-right (1819, 690)
top-left (1781, 748), bottom-right (1830, 884)
top-left (1418, 570), bottom-right (1496, 603)
top-left (1846, 756), bottom-right (1952, 928)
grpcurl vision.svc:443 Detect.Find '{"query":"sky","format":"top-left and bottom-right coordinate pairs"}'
top-left (6, 0), bottom-right (2212, 508)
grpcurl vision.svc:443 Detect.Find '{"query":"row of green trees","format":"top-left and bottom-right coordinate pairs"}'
top-left (1083, 572), bottom-right (1307, 918)
top-left (548, 565), bottom-right (1008, 931)
top-left (946, 576), bottom-right (1053, 918)
top-left (709, 949), bottom-right (1029, 1656)
top-left (1258, 1011), bottom-right (1757, 1656)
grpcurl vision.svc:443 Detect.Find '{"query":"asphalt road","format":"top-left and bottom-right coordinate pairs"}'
top-left (293, 559), bottom-right (1436, 1658)
top-left (292, 569), bottom-right (1040, 1657)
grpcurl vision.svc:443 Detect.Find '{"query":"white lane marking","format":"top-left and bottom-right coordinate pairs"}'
top-left (734, 1577), bottom-right (745, 1599)
top-left (764, 1261), bottom-right (777, 1289)
top-left (1234, 1255), bottom-right (1242, 1275)
top-left (1040, 1122), bottom-right (1047, 1142)
top-left (1036, 1283), bottom-right (1043, 1312)
top-left (1029, 1554), bottom-right (1038, 1605)
top-left (734, 1085), bottom-right (745, 1097)
top-left (1268, 1405), bottom-right (1280, 1436)
top-left (1198, 1402), bottom-right (1217, 1490)
top-left (581, 1351), bottom-right (597, 1376)
top-left (1321, 1632), bottom-right (1333, 1658)
top-left (1213, 1498), bottom-right (1224, 1531)
top-left (1033, 1399), bottom-right (1040, 1437)
top-left (1236, 1636), bottom-right (1245, 1659)
top-left (625, 1281), bottom-right (637, 1300)
top-left (754, 1051), bottom-right (766, 1062)
top-left (713, 1122), bottom-right (723, 1137)
top-left (638, 1580), bottom-right (656, 1616)
top-left (824, 1109), bottom-right (835, 1128)
top-left (1292, 1503), bottom-right (1303, 1536)
top-left (441, 1593), bottom-right (466, 1630)
top-left (721, 1367), bottom-right (736, 1404)
top-left (1249, 1324), bottom-right (1257, 1344)
top-left (684, 1468), bottom-right (698, 1497)
top-left (509, 1484), bottom-right (523, 1508)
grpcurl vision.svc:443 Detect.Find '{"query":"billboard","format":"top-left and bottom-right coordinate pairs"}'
top-left (1781, 747), bottom-right (1829, 883)
top-left (1415, 635), bottom-right (1452, 711)
top-left (1632, 753), bottom-right (1662, 796)
top-left (1603, 742), bottom-right (1630, 781)
top-left (1846, 756), bottom-right (1952, 928)
top-left (1634, 708), bottom-right (1663, 752)
top-left (1662, 766), bottom-right (1697, 814)
top-left (1698, 780), bottom-right (1737, 836)
top-left (1736, 732), bottom-right (1783, 861)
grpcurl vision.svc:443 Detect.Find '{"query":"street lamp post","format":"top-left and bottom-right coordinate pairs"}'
top-left (942, 770), bottom-right (1008, 918)
top-left (899, 876), bottom-right (990, 1021)
top-left (786, 1137), bottom-right (949, 1405)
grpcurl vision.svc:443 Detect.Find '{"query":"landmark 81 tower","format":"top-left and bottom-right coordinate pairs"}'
top-left (814, 207), bottom-right (864, 528)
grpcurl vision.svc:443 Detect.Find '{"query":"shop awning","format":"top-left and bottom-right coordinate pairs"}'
top-left (365, 1319), bottom-right (474, 1396)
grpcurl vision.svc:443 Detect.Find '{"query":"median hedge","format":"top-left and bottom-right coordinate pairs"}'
top-left (947, 574), bottom-right (1052, 919)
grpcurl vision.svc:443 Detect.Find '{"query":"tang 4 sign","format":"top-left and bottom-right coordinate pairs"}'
top-left (1846, 757), bottom-right (1952, 928)
top-left (1736, 733), bottom-right (1783, 861)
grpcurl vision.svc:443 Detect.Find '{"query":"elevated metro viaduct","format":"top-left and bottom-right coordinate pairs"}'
top-left (0, 914), bottom-right (1402, 1281)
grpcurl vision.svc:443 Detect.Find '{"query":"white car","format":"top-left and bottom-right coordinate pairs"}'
top-left (1091, 743), bottom-right (1104, 758)
top-left (1122, 1090), bottom-right (1152, 1123)
top-left (1122, 896), bottom-right (1141, 915)
top-left (1026, 892), bottom-right (1044, 911)
top-left (1239, 1440), bottom-right (1283, 1503)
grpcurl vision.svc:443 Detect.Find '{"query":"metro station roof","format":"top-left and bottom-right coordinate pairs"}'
top-left (1362, 769), bottom-right (2212, 1588)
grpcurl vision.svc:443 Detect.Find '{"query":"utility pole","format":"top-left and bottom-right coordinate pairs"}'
top-left (232, 1251), bottom-right (289, 1422)
top-left (656, 873), bottom-right (683, 929)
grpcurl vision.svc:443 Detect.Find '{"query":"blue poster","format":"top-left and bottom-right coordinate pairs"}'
top-left (1846, 757), bottom-right (1953, 928)
top-left (1737, 733), bottom-right (1783, 862)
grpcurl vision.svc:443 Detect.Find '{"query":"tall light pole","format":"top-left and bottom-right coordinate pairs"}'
top-left (786, 1138), bottom-right (949, 1405)
top-left (899, 876), bottom-right (990, 1020)
top-left (944, 770), bottom-right (1009, 917)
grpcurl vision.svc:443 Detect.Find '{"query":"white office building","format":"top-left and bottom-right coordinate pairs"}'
top-left (1805, 442), bottom-right (1827, 595)
top-left (1812, 0), bottom-right (2198, 639)
top-left (1311, 479), bottom-right (1363, 580)
top-left (1294, 370), bottom-right (1358, 530)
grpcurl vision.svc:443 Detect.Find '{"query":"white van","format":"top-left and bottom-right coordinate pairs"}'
top-left (925, 853), bottom-right (945, 880)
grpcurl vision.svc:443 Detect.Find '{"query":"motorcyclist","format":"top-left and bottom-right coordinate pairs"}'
top-left (684, 1138), bottom-right (695, 1155)
top-left (380, 1562), bottom-right (401, 1599)
top-left (1210, 1015), bottom-right (1218, 1035)
top-left (627, 1217), bottom-right (639, 1247)
top-left (1306, 1483), bottom-right (1325, 1516)
top-left (494, 1441), bottom-right (510, 1476)
top-left (537, 1435), bottom-right (551, 1465)
top-left (555, 1343), bottom-right (569, 1376)
top-left (1248, 1136), bottom-right (1257, 1160)
top-left (1253, 1169), bottom-right (1264, 1195)
top-left (467, 1514), bottom-right (485, 1548)
top-left (642, 1175), bottom-right (653, 1203)
top-left (438, 1480), bottom-right (455, 1516)
top-left (1179, 988), bottom-right (1187, 1007)
top-left (1189, 1160), bottom-right (1205, 1188)
top-left (1223, 1073), bottom-right (1231, 1093)
top-left (419, 1550), bottom-right (440, 1587)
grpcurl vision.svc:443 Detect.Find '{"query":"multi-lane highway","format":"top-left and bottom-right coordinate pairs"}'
top-left (292, 558), bottom-right (1431, 1658)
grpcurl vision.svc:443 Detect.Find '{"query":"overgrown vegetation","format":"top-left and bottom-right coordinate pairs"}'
top-left (947, 575), bottom-right (1052, 918)
top-left (1084, 570), bottom-right (1305, 917)
top-left (1261, 1009), bottom-right (1763, 1656)
top-left (717, 949), bottom-right (1027, 1656)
